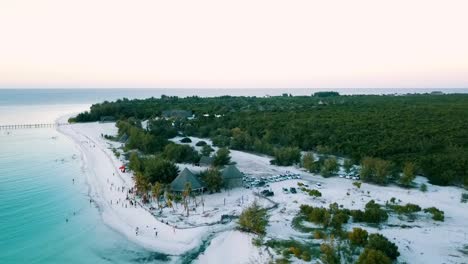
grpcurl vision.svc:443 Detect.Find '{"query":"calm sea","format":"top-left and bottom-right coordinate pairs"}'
top-left (0, 88), bottom-right (467, 263)
top-left (1, 88), bottom-right (467, 106)
top-left (0, 90), bottom-right (177, 264)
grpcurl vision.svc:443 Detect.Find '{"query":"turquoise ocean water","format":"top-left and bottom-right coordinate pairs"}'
top-left (0, 128), bottom-right (167, 264)
top-left (0, 88), bottom-right (467, 263)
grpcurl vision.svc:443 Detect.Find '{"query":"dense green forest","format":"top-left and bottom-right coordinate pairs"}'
top-left (71, 93), bottom-right (468, 187)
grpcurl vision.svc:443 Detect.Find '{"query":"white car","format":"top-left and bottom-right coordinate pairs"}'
top-left (315, 183), bottom-right (322, 188)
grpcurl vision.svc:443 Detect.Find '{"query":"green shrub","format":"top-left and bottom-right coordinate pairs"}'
top-left (420, 183), bottom-right (428, 192)
top-left (195, 140), bottom-right (207, 146)
top-left (424, 207), bottom-right (444, 221)
top-left (180, 137), bottom-right (192, 143)
top-left (314, 230), bottom-right (326, 239)
top-left (352, 200), bottom-right (388, 224)
top-left (357, 248), bottom-right (391, 264)
top-left (366, 233), bottom-right (400, 260)
top-left (252, 236), bottom-right (263, 247)
top-left (301, 188), bottom-right (322, 197)
top-left (275, 258), bottom-right (291, 264)
top-left (300, 251), bottom-right (312, 262)
top-left (348, 227), bottom-right (368, 246)
top-left (389, 203), bottom-right (421, 215)
top-left (238, 202), bottom-right (268, 234)
top-left (320, 243), bottom-right (340, 264)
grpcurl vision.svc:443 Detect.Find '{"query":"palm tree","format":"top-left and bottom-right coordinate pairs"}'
top-left (182, 182), bottom-right (192, 217)
top-left (151, 182), bottom-right (163, 210)
top-left (135, 172), bottom-right (149, 199)
top-left (166, 191), bottom-right (174, 212)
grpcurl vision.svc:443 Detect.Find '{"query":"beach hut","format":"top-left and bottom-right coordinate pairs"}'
top-left (170, 168), bottom-right (205, 193)
top-left (221, 165), bottom-right (243, 189)
top-left (199, 156), bottom-right (214, 167)
top-left (118, 133), bottom-right (129, 143)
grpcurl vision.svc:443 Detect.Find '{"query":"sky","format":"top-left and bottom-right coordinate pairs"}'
top-left (0, 0), bottom-right (467, 89)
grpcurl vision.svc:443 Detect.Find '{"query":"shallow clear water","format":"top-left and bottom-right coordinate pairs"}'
top-left (0, 128), bottom-right (168, 264)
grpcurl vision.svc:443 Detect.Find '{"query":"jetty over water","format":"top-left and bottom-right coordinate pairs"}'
top-left (0, 123), bottom-right (69, 130)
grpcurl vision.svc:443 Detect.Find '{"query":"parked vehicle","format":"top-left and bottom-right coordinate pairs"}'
top-left (261, 189), bottom-right (274, 197)
top-left (290, 187), bottom-right (297, 194)
top-left (315, 183), bottom-right (322, 188)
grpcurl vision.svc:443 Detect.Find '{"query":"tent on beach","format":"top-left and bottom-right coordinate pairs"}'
top-left (170, 168), bottom-right (205, 193)
top-left (221, 165), bottom-right (243, 189)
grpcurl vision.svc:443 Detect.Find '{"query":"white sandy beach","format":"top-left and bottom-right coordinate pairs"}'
top-left (57, 118), bottom-right (212, 257)
top-left (57, 119), bottom-right (468, 264)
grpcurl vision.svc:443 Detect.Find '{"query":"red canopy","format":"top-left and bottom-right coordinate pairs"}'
top-left (119, 165), bottom-right (125, 169)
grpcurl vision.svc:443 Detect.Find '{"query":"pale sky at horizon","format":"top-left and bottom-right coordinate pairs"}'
top-left (1, 0), bottom-right (467, 89)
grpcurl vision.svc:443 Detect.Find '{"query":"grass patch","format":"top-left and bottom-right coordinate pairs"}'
top-left (291, 215), bottom-right (317, 233)
top-left (266, 239), bottom-right (321, 262)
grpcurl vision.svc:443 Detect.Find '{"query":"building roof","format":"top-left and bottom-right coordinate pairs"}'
top-left (170, 168), bottom-right (204, 191)
top-left (199, 156), bottom-right (214, 166)
top-left (221, 165), bottom-right (243, 180)
top-left (118, 133), bottom-right (129, 143)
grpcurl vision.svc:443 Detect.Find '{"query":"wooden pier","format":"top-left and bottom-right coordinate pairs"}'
top-left (0, 123), bottom-right (69, 130)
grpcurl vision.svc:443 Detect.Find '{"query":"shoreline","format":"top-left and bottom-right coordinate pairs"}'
top-left (55, 117), bottom-right (468, 264)
top-left (56, 116), bottom-right (211, 256)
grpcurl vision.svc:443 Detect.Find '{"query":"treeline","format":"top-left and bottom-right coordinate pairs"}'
top-left (72, 94), bottom-right (468, 186)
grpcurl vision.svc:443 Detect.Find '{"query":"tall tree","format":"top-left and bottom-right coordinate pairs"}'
top-left (321, 157), bottom-right (339, 177)
top-left (134, 172), bottom-right (150, 198)
top-left (182, 183), bottom-right (192, 217)
top-left (165, 188), bottom-right (175, 212)
top-left (201, 168), bottom-right (223, 193)
top-left (302, 152), bottom-right (316, 172)
top-left (129, 152), bottom-right (142, 172)
top-left (151, 182), bottom-right (164, 209)
top-left (238, 202), bottom-right (268, 235)
top-left (343, 158), bottom-right (353, 174)
top-left (213, 147), bottom-right (231, 166)
top-left (201, 144), bottom-right (214, 156)
top-left (143, 157), bottom-right (179, 184)
top-left (400, 162), bottom-right (416, 187)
